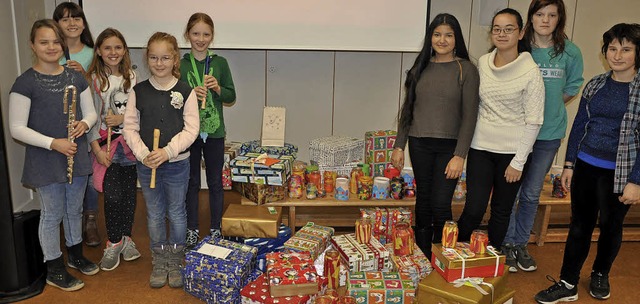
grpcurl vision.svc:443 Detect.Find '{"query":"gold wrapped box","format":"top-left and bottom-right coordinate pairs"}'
top-left (221, 204), bottom-right (282, 238)
top-left (417, 270), bottom-right (510, 304)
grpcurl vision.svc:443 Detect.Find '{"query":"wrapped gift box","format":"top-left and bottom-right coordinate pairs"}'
top-left (361, 207), bottom-right (413, 245)
top-left (417, 270), bottom-right (511, 304)
top-left (184, 279), bottom-right (241, 304)
top-left (222, 204), bottom-right (283, 238)
top-left (184, 237), bottom-right (258, 289)
top-left (268, 264), bottom-right (321, 297)
top-left (330, 233), bottom-right (389, 272)
top-left (284, 223), bottom-right (334, 260)
top-left (238, 183), bottom-right (287, 205)
top-left (431, 243), bottom-right (505, 283)
top-left (241, 273), bottom-right (326, 304)
top-left (365, 130), bottom-right (397, 177)
top-left (347, 271), bottom-right (416, 304)
top-left (231, 152), bottom-right (293, 186)
top-left (266, 252), bottom-right (313, 269)
top-left (240, 140), bottom-right (299, 159)
top-left (224, 224), bottom-right (292, 257)
top-left (385, 243), bottom-right (433, 286)
top-left (309, 136), bottom-right (364, 167)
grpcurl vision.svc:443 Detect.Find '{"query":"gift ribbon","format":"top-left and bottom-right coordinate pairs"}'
top-left (452, 277), bottom-right (495, 302)
top-left (444, 244), bottom-right (501, 280)
top-left (486, 245), bottom-right (500, 277)
top-left (443, 247), bottom-right (466, 279)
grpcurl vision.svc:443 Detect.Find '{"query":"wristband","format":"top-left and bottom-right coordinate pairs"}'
top-left (563, 165), bottom-right (574, 170)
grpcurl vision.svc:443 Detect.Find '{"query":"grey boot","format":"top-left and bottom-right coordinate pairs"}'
top-left (166, 244), bottom-right (185, 288)
top-left (150, 246), bottom-right (168, 288)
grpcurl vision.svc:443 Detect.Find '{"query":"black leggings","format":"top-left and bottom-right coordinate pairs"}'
top-left (103, 163), bottom-right (137, 243)
top-left (560, 159), bottom-right (631, 285)
top-left (185, 137), bottom-right (225, 231)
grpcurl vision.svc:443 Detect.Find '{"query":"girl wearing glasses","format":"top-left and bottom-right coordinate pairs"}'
top-left (180, 12), bottom-right (236, 249)
top-left (123, 32), bottom-right (199, 288)
top-left (391, 13), bottom-right (479, 259)
top-left (504, 0), bottom-right (584, 274)
top-left (456, 8), bottom-right (545, 251)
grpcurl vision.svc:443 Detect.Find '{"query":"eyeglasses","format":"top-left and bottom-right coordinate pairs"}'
top-left (491, 27), bottom-right (519, 35)
top-left (148, 55), bottom-right (173, 63)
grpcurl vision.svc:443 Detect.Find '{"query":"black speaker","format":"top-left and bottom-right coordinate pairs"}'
top-left (0, 98), bottom-right (46, 302)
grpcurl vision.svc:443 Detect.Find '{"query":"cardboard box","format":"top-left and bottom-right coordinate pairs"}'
top-left (431, 243), bottom-right (505, 283)
top-left (347, 271), bottom-right (416, 304)
top-left (365, 130), bottom-right (397, 177)
top-left (231, 152), bottom-right (293, 186)
top-left (238, 183), bottom-right (287, 205)
top-left (222, 204), bottom-right (283, 239)
top-left (417, 270), bottom-right (510, 304)
top-left (331, 233), bottom-right (389, 272)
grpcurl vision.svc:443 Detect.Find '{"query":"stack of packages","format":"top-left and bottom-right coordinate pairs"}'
top-left (364, 130), bottom-right (396, 177)
top-left (309, 136), bottom-right (364, 176)
top-left (222, 141), bottom-right (243, 190)
top-left (360, 207), bottom-right (413, 245)
top-left (183, 237), bottom-right (258, 304)
top-left (419, 224), bottom-right (514, 304)
top-left (224, 224), bottom-right (293, 273)
top-left (384, 242), bottom-right (433, 286)
top-left (230, 140), bottom-right (297, 204)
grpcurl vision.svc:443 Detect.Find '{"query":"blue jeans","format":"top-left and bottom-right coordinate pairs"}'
top-left (505, 139), bottom-right (561, 245)
top-left (84, 173), bottom-right (99, 212)
top-left (36, 176), bottom-right (88, 261)
top-left (137, 159), bottom-right (189, 248)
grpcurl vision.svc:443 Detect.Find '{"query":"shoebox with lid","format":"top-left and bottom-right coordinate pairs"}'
top-left (283, 223), bottom-right (334, 261)
top-left (346, 271), bottom-right (416, 304)
top-left (360, 207), bottom-right (413, 245)
top-left (330, 233), bottom-right (389, 272)
top-left (241, 273), bottom-right (327, 304)
top-left (364, 130), bottom-right (397, 177)
top-left (231, 152), bottom-right (294, 186)
top-left (222, 204), bottom-right (283, 238)
top-left (431, 243), bottom-right (505, 283)
top-left (417, 270), bottom-right (512, 304)
top-left (385, 243), bottom-right (433, 286)
top-left (184, 236), bottom-right (258, 297)
top-left (309, 136), bottom-right (364, 175)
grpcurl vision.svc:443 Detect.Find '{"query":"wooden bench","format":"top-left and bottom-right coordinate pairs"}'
top-left (532, 184), bottom-right (571, 245)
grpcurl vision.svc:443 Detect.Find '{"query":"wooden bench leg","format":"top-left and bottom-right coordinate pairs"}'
top-left (288, 206), bottom-right (296, 233)
top-left (533, 205), bottom-right (551, 246)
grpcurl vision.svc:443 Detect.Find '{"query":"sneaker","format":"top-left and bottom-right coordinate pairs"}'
top-left (210, 228), bottom-right (221, 239)
top-left (67, 244), bottom-right (99, 276)
top-left (534, 275), bottom-right (578, 304)
top-left (502, 244), bottom-right (518, 273)
top-left (186, 229), bottom-right (199, 249)
top-left (514, 244), bottom-right (538, 272)
top-left (121, 236), bottom-right (141, 261)
top-left (99, 239), bottom-right (125, 271)
top-left (590, 271), bottom-right (611, 300)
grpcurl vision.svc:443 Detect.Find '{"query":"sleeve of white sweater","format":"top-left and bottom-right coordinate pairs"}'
top-left (510, 68), bottom-right (545, 171)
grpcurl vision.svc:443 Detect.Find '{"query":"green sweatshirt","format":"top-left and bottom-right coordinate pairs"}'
top-left (180, 52), bottom-right (236, 138)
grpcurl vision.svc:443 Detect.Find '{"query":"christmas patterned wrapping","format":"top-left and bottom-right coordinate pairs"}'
top-left (268, 264), bottom-right (321, 297)
top-left (222, 141), bottom-right (243, 190)
top-left (284, 223), bottom-right (335, 260)
top-left (347, 271), bottom-right (416, 304)
top-left (184, 237), bottom-right (258, 289)
top-left (469, 230), bottom-right (489, 254)
top-left (266, 252), bottom-right (313, 269)
top-left (355, 219), bottom-right (372, 244)
top-left (417, 269), bottom-right (511, 304)
top-left (442, 220), bottom-right (459, 249)
top-left (239, 183), bottom-right (287, 205)
top-left (184, 279), bottom-right (241, 304)
top-left (240, 140), bottom-right (299, 159)
top-left (330, 233), bottom-right (389, 272)
top-left (391, 222), bottom-right (415, 257)
top-left (364, 130), bottom-right (397, 177)
top-left (231, 152), bottom-right (294, 186)
top-left (222, 204), bottom-right (283, 238)
top-left (360, 207), bottom-right (413, 245)
top-left (385, 243), bottom-right (433, 287)
top-left (241, 273), bottom-right (326, 304)
top-left (323, 249), bottom-right (340, 290)
top-left (431, 243), bottom-right (505, 283)
top-left (224, 224), bottom-right (292, 258)
top-left (309, 136), bottom-right (364, 168)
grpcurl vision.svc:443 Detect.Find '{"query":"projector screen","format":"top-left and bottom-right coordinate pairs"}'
top-left (83, 0), bottom-right (427, 51)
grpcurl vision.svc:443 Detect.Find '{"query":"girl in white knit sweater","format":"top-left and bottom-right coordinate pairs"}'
top-left (457, 8), bottom-right (545, 250)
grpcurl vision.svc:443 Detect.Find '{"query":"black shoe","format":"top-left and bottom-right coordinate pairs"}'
top-left (46, 256), bottom-right (84, 292)
top-left (534, 275), bottom-right (578, 304)
top-left (590, 271), bottom-right (611, 300)
top-left (67, 243), bottom-right (100, 275)
top-left (502, 244), bottom-right (518, 273)
top-left (514, 244), bottom-right (538, 272)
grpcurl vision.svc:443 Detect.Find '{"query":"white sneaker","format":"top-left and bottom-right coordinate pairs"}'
top-left (100, 239), bottom-right (125, 271)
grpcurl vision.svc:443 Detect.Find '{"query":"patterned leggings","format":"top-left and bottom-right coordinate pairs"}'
top-left (103, 163), bottom-right (137, 243)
